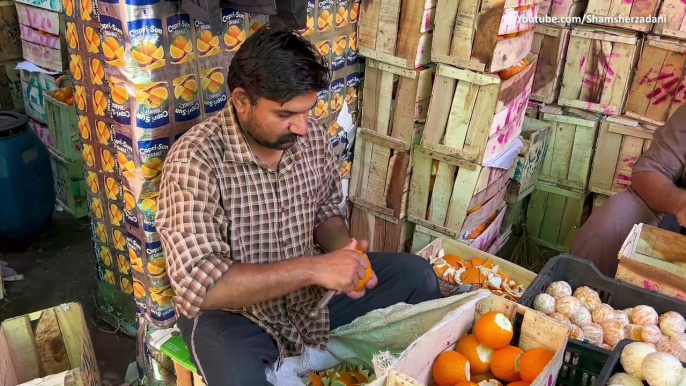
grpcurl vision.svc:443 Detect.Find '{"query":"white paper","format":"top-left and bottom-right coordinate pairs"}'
top-left (336, 102), bottom-right (354, 131)
top-left (483, 137), bottom-right (524, 170)
top-left (14, 61), bottom-right (61, 75)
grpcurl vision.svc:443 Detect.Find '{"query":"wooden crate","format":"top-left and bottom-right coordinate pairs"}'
top-left (654, 0), bottom-right (686, 40)
top-left (358, 0), bottom-right (435, 69)
top-left (503, 196), bottom-right (529, 236)
top-left (432, 0), bottom-right (539, 73)
top-left (0, 1), bottom-right (21, 63)
top-left (44, 89), bottom-right (79, 162)
top-left (617, 223), bottom-right (686, 300)
top-left (558, 26), bottom-right (642, 116)
top-left (407, 146), bottom-right (512, 250)
top-left (593, 192), bottom-right (609, 208)
top-left (588, 117), bottom-right (655, 197)
top-left (421, 57), bottom-right (537, 165)
top-left (361, 59), bottom-right (435, 139)
top-left (348, 128), bottom-right (412, 217)
top-left (49, 148), bottom-right (88, 219)
top-left (372, 295), bottom-right (569, 386)
top-left (415, 236), bottom-right (536, 288)
top-left (0, 303), bottom-right (100, 386)
top-left (585, 0), bottom-right (661, 32)
top-left (506, 117), bottom-right (552, 203)
top-left (624, 35), bottom-right (686, 126)
top-left (411, 206), bottom-right (506, 253)
top-left (526, 181), bottom-right (592, 253)
top-left (350, 205), bottom-right (414, 253)
top-left (530, 24), bottom-right (571, 104)
top-left (538, 0), bottom-right (587, 19)
top-left (526, 100), bottom-right (541, 119)
top-left (538, 109), bottom-right (600, 190)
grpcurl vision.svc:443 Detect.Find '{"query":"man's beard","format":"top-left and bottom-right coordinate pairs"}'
top-left (243, 108), bottom-right (300, 150)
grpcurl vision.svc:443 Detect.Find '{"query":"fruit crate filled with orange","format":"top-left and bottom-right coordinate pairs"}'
top-left (421, 56), bottom-right (537, 166)
top-left (358, 0), bottom-right (435, 69)
top-left (415, 237), bottom-right (536, 299)
top-left (16, 2), bottom-right (68, 71)
top-left (432, 0), bottom-right (540, 73)
top-left (44, 87), bottom-right (79, 161)
top-left (374, 292), bottom-right (570, 386)
top-left (407, 146), bottom-right (513, 253)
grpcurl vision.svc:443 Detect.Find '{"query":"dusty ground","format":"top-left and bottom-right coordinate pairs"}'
top-left (0, 212), bottom-right (136, 386)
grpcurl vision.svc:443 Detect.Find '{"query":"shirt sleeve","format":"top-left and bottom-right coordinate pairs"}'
top-left (632, 105), bottom-right (686, 184)
top-left (315, 125), bottom-right (344, 226)
top-left (155, 157), bottom-right (232, 319)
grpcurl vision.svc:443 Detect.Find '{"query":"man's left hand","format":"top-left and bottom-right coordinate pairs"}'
top-left (345, 238), bottom-right (377, 299)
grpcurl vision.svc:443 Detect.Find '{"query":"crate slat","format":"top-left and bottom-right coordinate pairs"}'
top-left (531, 24), bottom-right (571, 104)
top-left (349, 205), bottom-right (414, 253)
top-left (358, 0), bottom-right (435, 69)
top-left (538, 110), bottom-right (600, 190)
top-left (654, 0), bottom-right (686, 40)
top-left (34, 308), bottom-right (71, 375)
top-left (559, 26), bottom-right (642, 116)
top-left (422, 57), bottom-right (537, 165)
top-left (506, 117), bottom-right (552, 203)
top-left (361, 60), bottom-right (435, 140)
top-left (589, 118), bottom-right (655, 197)
top-left (2, 316), bottom-right (44, 383)
top-left (538, 0), bottom-right (587, 20)
top-left (432, 0), bottom-right (539, 73)
top-left (617, 223), bottom-right (686, 299)
top-left (585, 0), bottom-right (661, 32)
top-left (526, 182), bottom-right (592, 253)
top-left (624, 35), bottom-right (686, 126)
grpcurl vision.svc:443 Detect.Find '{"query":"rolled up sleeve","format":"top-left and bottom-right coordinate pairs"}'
top-left (632, 106), bottom-right (686, 183)
top-left (315, 127), bottom-right (344, 226)
top-left (155, 158), bottom-right (232, 319)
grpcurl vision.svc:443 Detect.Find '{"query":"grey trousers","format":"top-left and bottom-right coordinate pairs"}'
top-left (571, 188), bottom-right (680, 277)
top-left (176, 252), bottom-right (441, 386)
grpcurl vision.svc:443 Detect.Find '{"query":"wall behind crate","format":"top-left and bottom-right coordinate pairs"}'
top-left (65, 0), bottom-right (363, 381)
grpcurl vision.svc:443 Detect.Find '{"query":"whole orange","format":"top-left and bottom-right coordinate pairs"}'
top-left (490, 346), bottom-right (523, 383)
top-left (354, 249), bottom-right (372, 291)
top-left (519, 348), bottom-right (554, 382)
top-left (432, 351), bottom-right (470, 386)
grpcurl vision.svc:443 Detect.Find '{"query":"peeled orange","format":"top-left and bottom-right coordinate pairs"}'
top-left (474, 311), bottom-right (514, 350)
top-left (519, 348), bottom-right (554, 382)
top-left (432, 351), bottom-right (470, 386)
top-left (353, 248), bottom-right (372, 291)
top-left (457, 334), bottom-right (494, 375)
top-left (507, 381), bottom-right (531, 386)
top-left (490, 346), bottom-right (523, 383)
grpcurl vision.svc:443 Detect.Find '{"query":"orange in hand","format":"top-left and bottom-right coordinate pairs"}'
top-left (353, 248), bottom-right (372, 291)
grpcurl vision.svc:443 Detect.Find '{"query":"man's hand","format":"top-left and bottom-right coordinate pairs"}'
top-left (314, 239), bottom-right (372, 294)
top-left (344, 239), bottom-right (377, 299)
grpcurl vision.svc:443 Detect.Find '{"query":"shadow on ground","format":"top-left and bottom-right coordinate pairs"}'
top-left (0, 212), bottom-right (136, 386)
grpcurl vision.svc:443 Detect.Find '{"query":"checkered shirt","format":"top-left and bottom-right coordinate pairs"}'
top-left (155, 100), bottom-right (344, 359)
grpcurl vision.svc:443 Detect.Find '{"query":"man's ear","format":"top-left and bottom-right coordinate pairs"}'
top-left (232, 88), bottom-right (251, 114)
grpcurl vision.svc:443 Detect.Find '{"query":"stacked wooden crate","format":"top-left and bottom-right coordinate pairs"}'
top-left (402, 0), bottom-right (543, 254)
top-left (0, 2), bottom-right (23, 114)
top-left (349, 0), bottom-right (436, 252)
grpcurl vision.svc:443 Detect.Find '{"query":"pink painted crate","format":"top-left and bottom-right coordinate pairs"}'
top-left (654, 0), bottom-right (686, 40)
top-left (585, 0), bottom-right (661, 32)
top-left (19, 24), bottom-right (60, 49)
top-left (21, 38), bottom-right (67, 72)
top-left (15, 3), bottom-right (62, 35)
top-left (558, 26), bottom-right (643, 116)
top-left (624, 35), bottom-right (686, 126)
top-left (538, 0), bottom-right (587, 21)
top-left (421, 55), bottom-right (537, 165)
top-left (433, 0), bottom-right (540, 73)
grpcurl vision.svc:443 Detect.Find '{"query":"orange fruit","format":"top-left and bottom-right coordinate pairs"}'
top-left (474, 311), bottom-right (513, 350)
top-left (456, 334), bottom-right (493, 375)
top-left (453, 382), bottom-right (478, 386)
top-left (508, 381), bottom-right (531, 386)
top-left (490, 346), bottom-right (523, 383)
top-left (443, 254), bottom-right (465, 269)
top-left (461, 267), bottom-right (484, 285)
top-left (519, 348), bottom-right (554, 382)
top-left (432, 351), bottom-right (470, 386)
top-left (353, 248), bottom-right (372, 291)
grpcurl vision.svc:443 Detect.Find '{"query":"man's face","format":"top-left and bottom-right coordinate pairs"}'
top-left (239, 92), bottom-right (317, 150)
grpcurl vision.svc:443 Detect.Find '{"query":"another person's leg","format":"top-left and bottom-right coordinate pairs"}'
top-left (328, 252), bottom-right (441, 328)
top-left (177, 311), bottom-right (279, 386)
top-left (571, 188), bottom-right (661, 277)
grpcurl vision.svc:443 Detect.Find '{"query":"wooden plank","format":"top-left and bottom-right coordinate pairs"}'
top-left (350, 205), bottom-right (412, 252)
top-left (611, 135), bottom-right (644, 193)
top-left (34, 308), bottom-right (71, 375)
top-left (174, 362), bottom-right (193, 386)
top-left (2, 315), bottom-right (43, 383)
top-left (53, 304), bottom-right (84, 373)
top-left (588, 121), bottom-right (623, 193)
top-left (527, 182), bottom-right (589, 251)
top-left (0, 328), bottom-right (19, 386)
top-left (655, 0), bottom-right (686, 40)
top-left (560, 27), bottom-right (592, 101)
top-left (531, 25), bottom-right (570, 104)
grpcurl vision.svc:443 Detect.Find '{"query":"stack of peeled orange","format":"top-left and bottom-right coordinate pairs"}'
top-left (432, 311), bottom-right (555, 386)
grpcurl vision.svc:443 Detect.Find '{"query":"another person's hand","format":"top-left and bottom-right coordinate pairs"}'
top-left (314, 239), bottom-right (371, 294)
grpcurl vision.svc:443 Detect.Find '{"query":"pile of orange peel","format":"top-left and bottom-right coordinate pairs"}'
top-left (432, 254), bottom-right (525, 301)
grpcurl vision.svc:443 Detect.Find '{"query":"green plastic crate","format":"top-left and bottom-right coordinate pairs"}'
top-left (49, 148), bottom-right (88, 218)
top-left (44, 88), bottom-right (80, 161)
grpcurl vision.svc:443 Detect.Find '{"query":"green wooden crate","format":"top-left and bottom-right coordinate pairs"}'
top-left (49, 148), bottom-right (88, 219)
top-left (44, 88), bottom-right (80, 161)
top-left (526, 181), bottom-right (592, 253)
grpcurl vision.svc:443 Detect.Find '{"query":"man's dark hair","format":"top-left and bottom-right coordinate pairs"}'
top-left (227, 26), bottom-right (331, 104)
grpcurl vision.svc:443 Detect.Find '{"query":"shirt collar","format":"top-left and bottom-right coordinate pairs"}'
top-left (220, 99), bottom-right (307, 166)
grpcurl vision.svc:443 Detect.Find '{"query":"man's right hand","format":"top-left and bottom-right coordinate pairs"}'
top-left (312, 239), bottom-right (370, 294)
